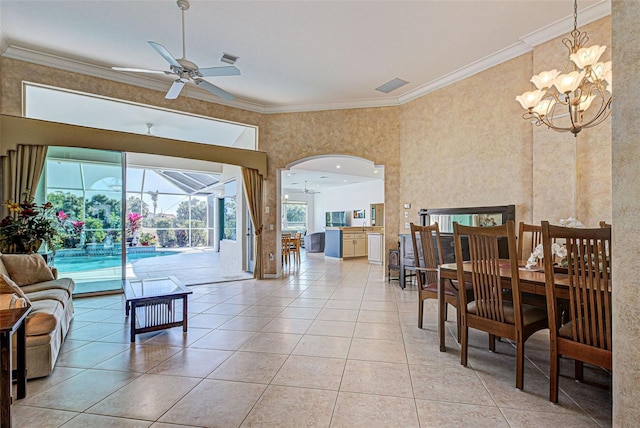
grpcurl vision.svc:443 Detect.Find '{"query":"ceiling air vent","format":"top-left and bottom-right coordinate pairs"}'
top-left (375, 78), bottom-right (409, 94)
top-left (221, 53), bottom-right (239, 65)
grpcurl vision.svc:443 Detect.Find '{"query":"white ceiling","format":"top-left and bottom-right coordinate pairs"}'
top-left (0, 0), bottom-right (609, 114)
top-left (282, 156), bottom-right (383, 192)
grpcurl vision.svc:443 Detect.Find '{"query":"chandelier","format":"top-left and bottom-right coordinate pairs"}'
top-left (516, 0), bottom-right (612, 136)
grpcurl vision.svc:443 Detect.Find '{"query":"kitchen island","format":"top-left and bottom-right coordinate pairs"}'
top-left (324, 227), bottom-right (384, 259)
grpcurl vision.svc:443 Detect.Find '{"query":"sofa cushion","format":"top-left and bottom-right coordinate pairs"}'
top-left (25, 289), bottom-right (70, 308)
top-left (1, 254), bottom-right (55, 286)
top-left (21, 278), bottom-right (75, 297)
top-left (0, 273), bottom-right (31, 302)
top-left (25, 299), bottom-right (64, 337)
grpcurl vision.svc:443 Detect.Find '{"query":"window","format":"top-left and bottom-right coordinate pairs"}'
top-left (281, 202), bottom-right (307, 234)
top-left (223, 181), bottom-right (237, 240)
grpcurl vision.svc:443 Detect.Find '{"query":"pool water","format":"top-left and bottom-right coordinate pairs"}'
top-left (54, 251), bottom-right (179, 273)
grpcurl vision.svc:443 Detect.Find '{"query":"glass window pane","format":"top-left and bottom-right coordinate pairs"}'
top-left (46, 160), bottom-right (83, 190)
top-left (84, 164), bottom-right (122, 191)
top-left (126, 168), bottom-right (144, 192)
top-left (142, 170), bottom-right (185, 194)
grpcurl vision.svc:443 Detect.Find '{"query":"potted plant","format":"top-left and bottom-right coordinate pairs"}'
top-left (127, 212), bottom-right (143, 246)
top-left (138, 232), bottom-right (157, 247)
top-left (0, 192), bottom-right (64, 254)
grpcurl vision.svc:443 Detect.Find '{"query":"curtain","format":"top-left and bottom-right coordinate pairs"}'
top-left (1, 145), bottom-right (48, 217)
top-left (241, 167), bottom-right (264, 279)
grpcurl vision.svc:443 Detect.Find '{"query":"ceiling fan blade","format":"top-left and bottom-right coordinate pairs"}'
top-left (148, 41), bottom-right (181, 69)
top-left (193, 78), bottom-right (235, 101)
top-left (112, 67), bottom-right (172, 75)
top-left (165, 79), bottom-right (187, 99)
top-left (198, 66), bottom-right (241, 77)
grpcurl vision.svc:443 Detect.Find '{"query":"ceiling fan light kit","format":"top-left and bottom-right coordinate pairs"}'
top-left (112, 0), bottom-right (240, 101)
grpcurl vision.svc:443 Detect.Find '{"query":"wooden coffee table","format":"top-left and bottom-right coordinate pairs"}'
top-left (123, 276), bottom-right (193, 342)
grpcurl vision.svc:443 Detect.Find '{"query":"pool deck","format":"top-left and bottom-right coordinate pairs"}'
top-left (60, 248), bottom-right (253, 294)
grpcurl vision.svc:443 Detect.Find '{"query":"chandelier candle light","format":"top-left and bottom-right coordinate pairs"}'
top-left (516, 0), bottom-right (612, 136)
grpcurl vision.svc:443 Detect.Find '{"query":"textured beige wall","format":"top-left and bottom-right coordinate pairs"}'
top-left (398, 17), bottom-right (612, 231)
top-left (400, 54), bottom-right (534, 228)
top-left (612, 0), bottom-right (640, 424)
top-left (261, 109), bottom-right (401, 274)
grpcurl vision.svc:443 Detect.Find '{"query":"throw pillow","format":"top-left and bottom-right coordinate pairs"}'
top-left (0, 273), bottom-right (31, 303)
top-left (1, 254), bottom-right (55, 286)
top-left (0, 293), bottom-right (28, 309)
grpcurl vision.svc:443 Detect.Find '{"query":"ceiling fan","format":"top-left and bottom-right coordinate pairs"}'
top-left (292, 181), bottom-right (320, 194)
top-left (112, 0), bottom-right (239, 101)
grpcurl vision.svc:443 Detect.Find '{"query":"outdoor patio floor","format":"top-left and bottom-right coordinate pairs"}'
top-left (64, 248), bottom-right (253, 295)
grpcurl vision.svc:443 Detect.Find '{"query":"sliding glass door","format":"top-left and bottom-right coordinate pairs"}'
top-left (44, 147), bottom-right (125, 294)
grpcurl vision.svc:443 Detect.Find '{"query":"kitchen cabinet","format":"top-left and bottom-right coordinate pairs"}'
top-left (326, 227), bottom-right (379, 259)
top-left (342, 232), bottom-right (367, 258)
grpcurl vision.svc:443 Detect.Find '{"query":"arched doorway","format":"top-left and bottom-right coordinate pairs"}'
top-left (278, 155), bottom-right (385, 277)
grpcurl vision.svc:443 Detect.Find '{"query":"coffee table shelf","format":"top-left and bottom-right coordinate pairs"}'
top-left (123, 276), bottom-right (192, 342)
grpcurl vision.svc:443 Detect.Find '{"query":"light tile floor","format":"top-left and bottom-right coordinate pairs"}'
top-left (14, 252), bottom-right (612, 427)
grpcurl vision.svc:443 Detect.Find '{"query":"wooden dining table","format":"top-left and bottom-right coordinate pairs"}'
top-left (437, 261), bottom-right (572, 352)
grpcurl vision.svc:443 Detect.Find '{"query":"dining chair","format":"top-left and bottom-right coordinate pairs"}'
top-left (541, 221), bottom-right (612, 403)
top-left (281, 234), bottom-right (291, 265)
top-left (517, 222), bottom-right (543, 264)
top-left (409, 222), bottom-right (460, 332)
top-left (454, 220), bottom-right (548, 390)
top-left (290, 232), bottom-right (302, 264)
top-left (517, 222), bottom-right (549, 310)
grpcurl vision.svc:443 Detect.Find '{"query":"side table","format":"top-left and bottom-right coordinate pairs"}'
top-left (0, 305), bottom-right (31, 428)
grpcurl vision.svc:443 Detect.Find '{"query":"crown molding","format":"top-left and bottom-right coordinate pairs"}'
top-left (2, 0), bottom-right (611, 115)
top-left (520, 0), bottom-right (611, 48)
top-left (1, 46), bottom-right (267, 114)
top-left (398, 42), bottom-right (533, 105)
top-left (262, 97), bottom-right (401, 114)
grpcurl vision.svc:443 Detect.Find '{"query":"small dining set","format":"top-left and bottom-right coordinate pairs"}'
top-left (281, 232), bottom-right (302, 266)
top-left (410, 219), bottom-right (612, 403)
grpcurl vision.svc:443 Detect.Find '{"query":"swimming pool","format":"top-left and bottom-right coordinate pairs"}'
top-left (54, 251), bottom-right (179, 273)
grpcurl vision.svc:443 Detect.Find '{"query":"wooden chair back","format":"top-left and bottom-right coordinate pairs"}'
top-left (454, 220), bottom-right (547, 391)
top-left (541, 221), bottom-right (612, 402)
top-left (409, 222), bottom-right (443, 288)
top-left (518, 222), bottom-right (542, 263)
top-left (454, 220), bottom-right (521, 324)
top-left (290, 232), bottom-right (302, 263)
top-left (542, 221), bottom-right (612, 350)
top-left (281, 234), bottom-right (291, 264)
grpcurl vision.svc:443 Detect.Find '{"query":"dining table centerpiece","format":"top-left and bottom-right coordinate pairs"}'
top-left (0, 193), bottom-right (65, 254)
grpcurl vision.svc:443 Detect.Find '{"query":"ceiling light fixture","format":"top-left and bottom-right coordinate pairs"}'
top-left (515, 0), bottom-right (611, 136)
top-left (336, 165), bottom-right (341, 169)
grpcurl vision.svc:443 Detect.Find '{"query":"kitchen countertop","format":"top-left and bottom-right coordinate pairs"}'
top-left (325, 227), bottom-right (384, 232)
